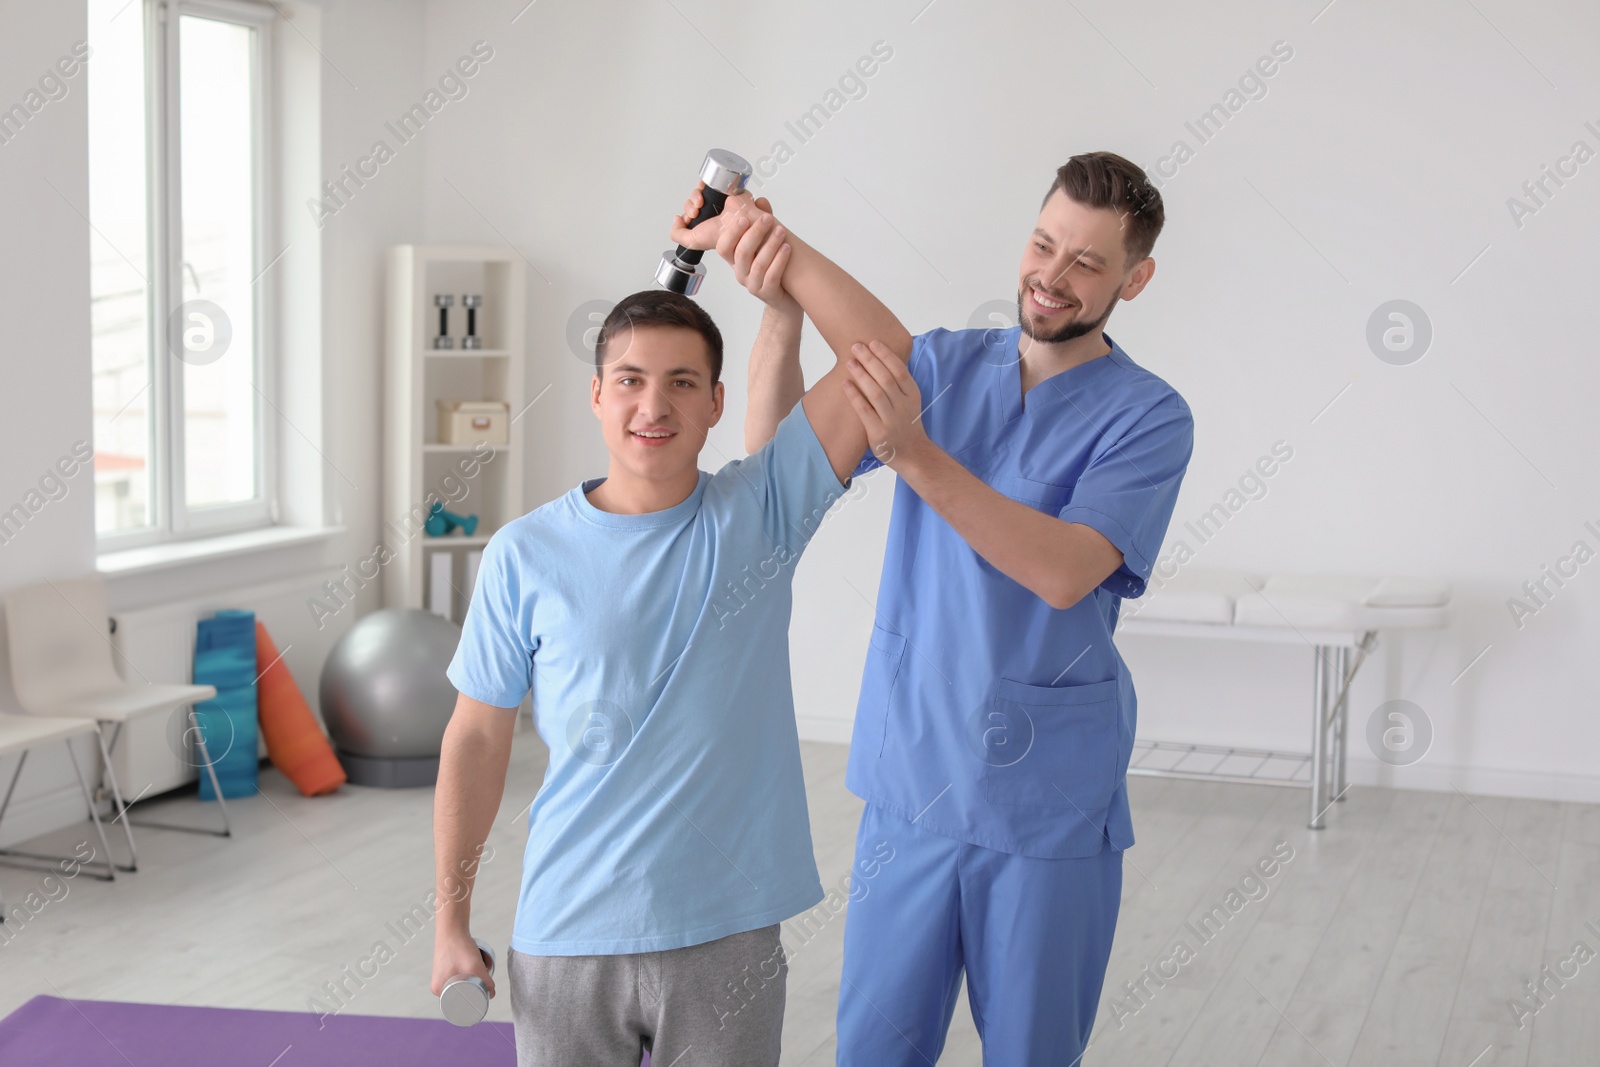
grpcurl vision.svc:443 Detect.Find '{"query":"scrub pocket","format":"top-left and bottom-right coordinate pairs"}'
top-left (991, 474), bottom-right (1075, 514)
top-left (981, 677), bottom-right (1120, 812)
top-left (856, 624), bottom-right (908, 757)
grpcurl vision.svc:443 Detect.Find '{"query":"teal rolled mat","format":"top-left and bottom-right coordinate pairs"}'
top-left (192, 609), bottom-right (260, 800)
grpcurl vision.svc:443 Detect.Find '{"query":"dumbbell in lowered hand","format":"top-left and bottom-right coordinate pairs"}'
top-left (440, 936), bottom-right (497, 1027)
top-left (655, 149), bottom-right (754, 297)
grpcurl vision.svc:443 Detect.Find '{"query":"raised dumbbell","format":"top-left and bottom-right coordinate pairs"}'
top-left (655, 149), bottom-right (754, 297)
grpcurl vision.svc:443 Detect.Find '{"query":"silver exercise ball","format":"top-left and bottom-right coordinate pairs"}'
top-left (320, 608), bottom-right (461, 787)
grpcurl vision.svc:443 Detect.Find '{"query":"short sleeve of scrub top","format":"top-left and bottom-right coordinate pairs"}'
top-left (1058, 395), bottom-right (1194, 600)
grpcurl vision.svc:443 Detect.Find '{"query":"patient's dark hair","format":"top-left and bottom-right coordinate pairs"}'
top-left (1041, 152), bottom-right (1165, 268)
top-left (593, 290), bottom-right (723, 384)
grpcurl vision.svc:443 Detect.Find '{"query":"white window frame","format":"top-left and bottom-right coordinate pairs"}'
top-left (96, 0), bottom-right (278, 553)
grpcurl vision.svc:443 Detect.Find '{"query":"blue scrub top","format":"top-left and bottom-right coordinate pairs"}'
top-left (845, 326), bottom-right (1194, 859)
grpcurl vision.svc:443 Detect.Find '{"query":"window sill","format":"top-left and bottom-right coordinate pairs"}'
top-left (97, 525), bottom-right (346, 578)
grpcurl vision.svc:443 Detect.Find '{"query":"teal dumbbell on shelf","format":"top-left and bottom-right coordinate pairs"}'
top-left (425, 502), bottom-right (479, 537)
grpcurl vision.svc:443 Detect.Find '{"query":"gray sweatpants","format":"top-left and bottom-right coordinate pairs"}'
top-left (508, 924), bottom-right (787, 1067)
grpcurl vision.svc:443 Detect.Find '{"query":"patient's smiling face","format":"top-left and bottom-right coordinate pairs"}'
top-left (590, 325), bottom-right (724, 491)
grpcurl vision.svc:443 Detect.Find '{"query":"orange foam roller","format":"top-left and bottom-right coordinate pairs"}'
top-left (255, 621), bottom-right (346, 796)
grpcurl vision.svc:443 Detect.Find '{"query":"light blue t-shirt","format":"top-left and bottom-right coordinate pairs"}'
top-left (448, 402), bottom-right (847, 955)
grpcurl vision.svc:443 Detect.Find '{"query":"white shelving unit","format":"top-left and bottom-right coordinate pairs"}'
top-left (383, 245), bottom-right (526, 623)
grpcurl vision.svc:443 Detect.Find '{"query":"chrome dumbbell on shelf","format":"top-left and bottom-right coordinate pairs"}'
top-left (433, 294), bottom-right (454, 349)
top-left (461, 294), bottom-right (482, 349)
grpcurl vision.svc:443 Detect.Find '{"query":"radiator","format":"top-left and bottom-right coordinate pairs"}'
top-left (108, 570), bottom-right (354, 801)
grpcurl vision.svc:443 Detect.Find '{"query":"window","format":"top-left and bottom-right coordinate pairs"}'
top-left (89, 0), bottom-right (275, 549)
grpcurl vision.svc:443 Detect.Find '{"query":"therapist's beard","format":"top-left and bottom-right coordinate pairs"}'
top-left (1016, 287), bottom-right (1117, 345)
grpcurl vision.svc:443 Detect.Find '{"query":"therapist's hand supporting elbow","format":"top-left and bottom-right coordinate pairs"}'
top-left (844, 341), bottom-right (1124, 612)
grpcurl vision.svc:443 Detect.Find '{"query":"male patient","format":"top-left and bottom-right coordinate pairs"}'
top-left (429, 211), bottom-right (881, 1066)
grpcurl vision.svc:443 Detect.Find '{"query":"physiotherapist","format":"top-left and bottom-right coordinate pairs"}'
top-left (674, 150), bottom-right (1193, 1066)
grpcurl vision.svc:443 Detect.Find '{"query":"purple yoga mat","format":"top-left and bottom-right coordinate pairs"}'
top-left (0, 995), bottom-right (654, 1066)
top-left (0, 995), bottom-right (518, 1066)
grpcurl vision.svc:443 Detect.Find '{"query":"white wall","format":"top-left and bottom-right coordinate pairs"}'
top-left (0, 3), bottom-right (98, 675)
top-left (418, 0), bottom-right (1600, 802)
top-left (0, 2), bottom-right (103, 842)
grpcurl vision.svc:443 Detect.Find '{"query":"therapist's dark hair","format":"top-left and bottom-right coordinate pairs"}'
top-left (593, 289), bottom-right (723, 385)
top-left (1041, 152), bottom-right (1165, 269)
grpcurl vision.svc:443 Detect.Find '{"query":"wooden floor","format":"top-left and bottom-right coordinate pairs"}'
top-left (1, 734), bottom-right (1595, 1066)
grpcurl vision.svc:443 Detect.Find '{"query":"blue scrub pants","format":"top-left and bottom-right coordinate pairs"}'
top-left (836, 801), bottom-right (1122, 1066)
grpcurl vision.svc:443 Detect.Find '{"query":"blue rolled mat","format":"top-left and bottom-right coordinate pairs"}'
top-left (192, 609), bottom-right (260, 800)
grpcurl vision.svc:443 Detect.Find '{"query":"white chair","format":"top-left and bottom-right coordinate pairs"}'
top-left (4, 577), bottom-right (229, 875)
top-left (0, 712), bottom-right (119, 881)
